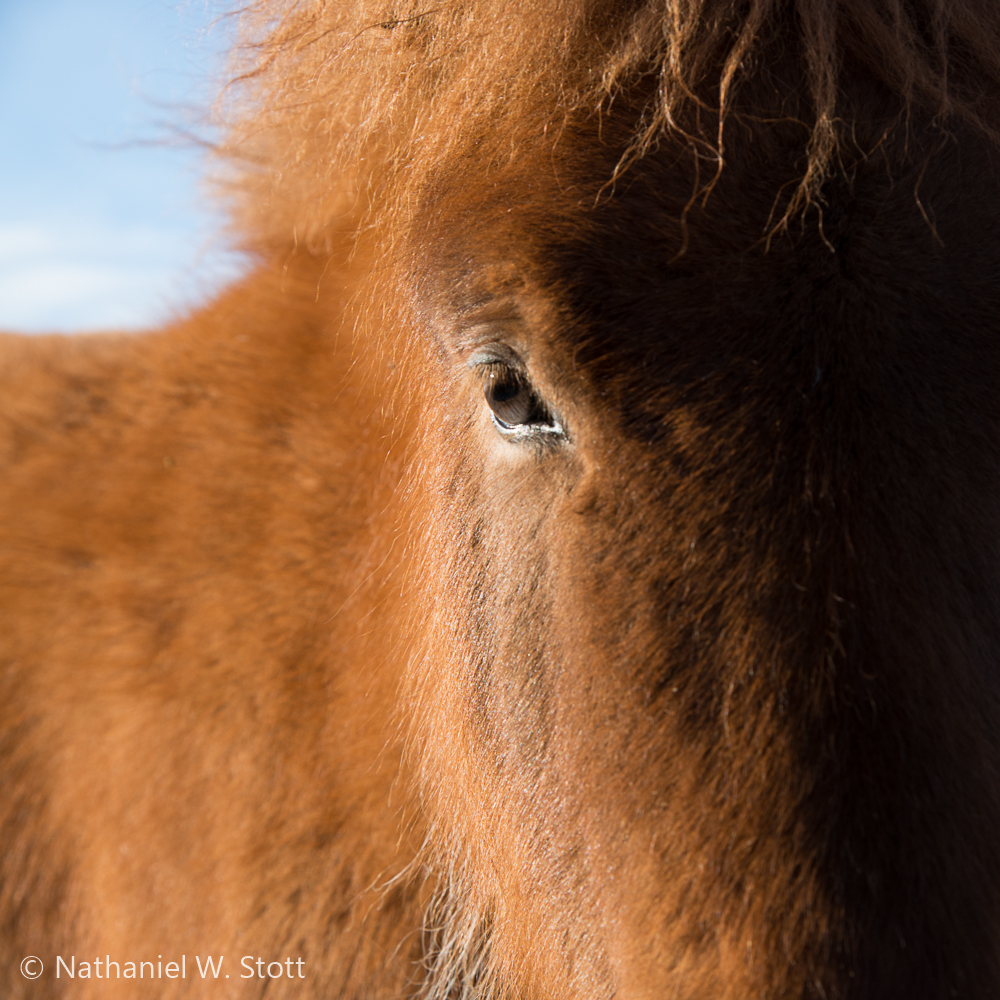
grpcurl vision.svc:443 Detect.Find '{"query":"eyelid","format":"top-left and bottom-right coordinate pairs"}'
top-left (467, 345), bottom-right (523, 369)
top-left (492, 411), bottom-right (567, 440)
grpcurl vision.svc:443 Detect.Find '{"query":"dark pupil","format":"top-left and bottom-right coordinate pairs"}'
top-left (490, 376), bottom-right (521, 403)
top-left (485, 367), bottom-right (541, 426)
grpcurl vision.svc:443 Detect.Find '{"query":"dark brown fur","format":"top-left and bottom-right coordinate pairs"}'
top-left (5, 2), bottom-right (1000, 997)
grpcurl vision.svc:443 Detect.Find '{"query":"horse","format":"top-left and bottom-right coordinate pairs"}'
top-left (4, 0), bottom-right (1000, 996)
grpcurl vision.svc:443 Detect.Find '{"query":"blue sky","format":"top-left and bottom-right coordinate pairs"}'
top-left (0, 0), bottom-right (244, 331)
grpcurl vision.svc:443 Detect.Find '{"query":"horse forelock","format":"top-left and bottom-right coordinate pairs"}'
top-left (219, 0), bottom-right (1000, 251)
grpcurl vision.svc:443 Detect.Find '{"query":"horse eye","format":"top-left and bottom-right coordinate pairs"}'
top-left (481, 363), bottom-right (562, 437)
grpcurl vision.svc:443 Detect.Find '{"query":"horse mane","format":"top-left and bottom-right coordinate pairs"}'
top-left (219, 0), bottom-right (1000, 249)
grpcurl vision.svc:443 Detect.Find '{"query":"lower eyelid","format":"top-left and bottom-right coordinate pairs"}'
top-left (490, 411), bottom-right (566, 440)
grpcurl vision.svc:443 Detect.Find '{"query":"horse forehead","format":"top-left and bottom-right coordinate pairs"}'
top-left (427, 212), bottom-right (818, 386)
top-left (419, 118), bottom-right (1000, 403)
top-left (422, 168), bottom-right (812, 365)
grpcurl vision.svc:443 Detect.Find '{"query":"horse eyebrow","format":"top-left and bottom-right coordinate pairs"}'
top-left (456, 296), bottom-right (522, 325)
top-left (444, 305), bottom-right (528, 359)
